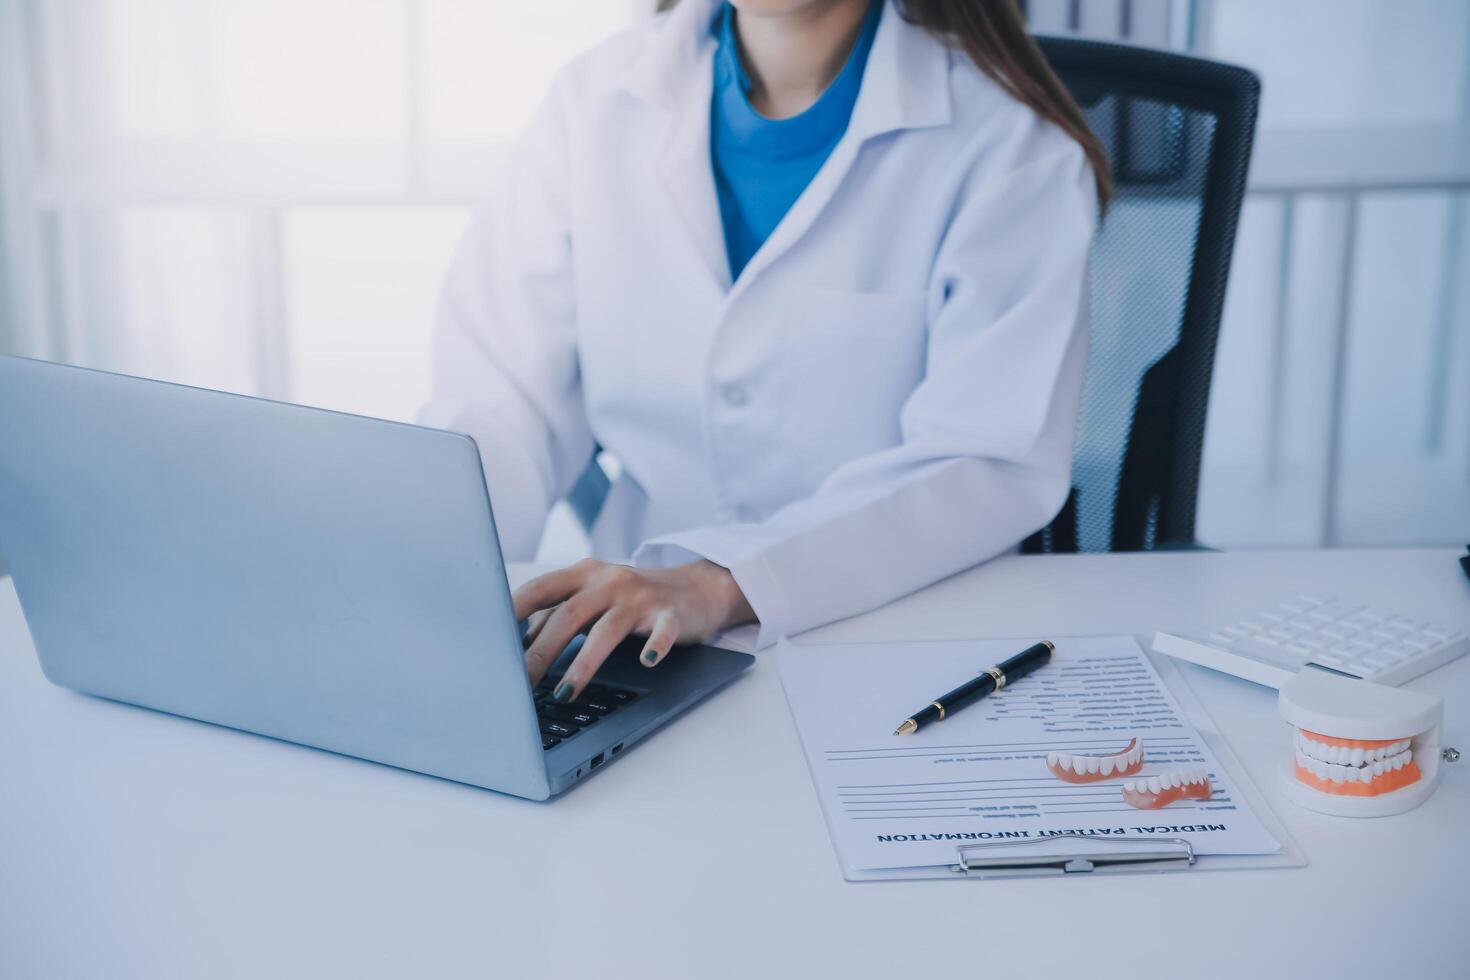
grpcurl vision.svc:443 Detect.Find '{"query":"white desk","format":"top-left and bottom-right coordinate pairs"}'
top-left (2, 549), bottom-right (1467, 979)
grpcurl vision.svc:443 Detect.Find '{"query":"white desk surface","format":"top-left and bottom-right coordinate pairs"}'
top-left (2, 548), bottom-right (1467, 979)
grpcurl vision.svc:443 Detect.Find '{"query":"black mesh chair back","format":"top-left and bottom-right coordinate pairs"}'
top-left (1022, 38), bottom-right (1260, 553)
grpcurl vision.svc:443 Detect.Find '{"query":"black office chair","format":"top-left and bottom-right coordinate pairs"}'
top-left (1022, 37), bottom-right (1260, 553)
top-left (568, 38), bottom-right (1261, 553)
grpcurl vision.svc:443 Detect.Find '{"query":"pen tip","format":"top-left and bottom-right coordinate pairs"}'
top-left (894, 719), bottom-right (917, 736)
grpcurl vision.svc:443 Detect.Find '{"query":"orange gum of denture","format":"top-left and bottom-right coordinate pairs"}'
top-left (1047, 738), bottom-right (1143, 784)
top-left (1121, 779), bottom-right (1212, 810)
top-left (1294, 759), bottom-right (1422, 796)
top-left (1298, 729), bottom-right (1405, 750)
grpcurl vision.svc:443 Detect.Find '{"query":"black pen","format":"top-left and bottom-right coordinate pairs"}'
top-left (893, 640), bottom-right (1054, 735)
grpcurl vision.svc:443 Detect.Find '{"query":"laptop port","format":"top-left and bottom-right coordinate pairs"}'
top-left (590, 752), bottom-right (605, 769)
top-left (611, 743), bottom-right (624, 755)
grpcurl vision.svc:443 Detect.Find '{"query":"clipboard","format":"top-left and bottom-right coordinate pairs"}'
top-left (780, 636), bottom-right (1306, 882)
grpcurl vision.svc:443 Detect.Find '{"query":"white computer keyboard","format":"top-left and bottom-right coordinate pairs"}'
top-left (1151, 593), bottom-right (1469, 689)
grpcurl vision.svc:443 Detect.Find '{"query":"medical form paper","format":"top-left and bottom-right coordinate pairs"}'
top-left (775, 636), bottom-right (1283, 878)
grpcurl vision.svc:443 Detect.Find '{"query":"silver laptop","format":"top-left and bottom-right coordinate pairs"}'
top-left (0, 356), bottom-right (753, 800)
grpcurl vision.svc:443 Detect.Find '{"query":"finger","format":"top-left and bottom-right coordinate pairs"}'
top-left (640, 610), bottom-right (679, 668)
top-left (521, 607), bottom-right (553, 649)
top-left (555, 606), bottom-right (639, 702)
top-left (524, 593), bottom-right (604, 687)
top-left (512, 565), bottom-right (587, 623)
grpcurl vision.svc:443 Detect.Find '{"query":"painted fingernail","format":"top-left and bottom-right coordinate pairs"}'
top-left (642, 649), bottom-right (660, 665)
top-left (553, 682), bottom-right (574, 703)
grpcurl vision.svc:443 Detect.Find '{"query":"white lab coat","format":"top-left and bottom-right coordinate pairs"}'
top-left (420, 0), bottom-right (1097, 648)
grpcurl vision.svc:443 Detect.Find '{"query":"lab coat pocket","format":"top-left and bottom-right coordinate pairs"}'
top-left (780, 287), bottom-right (928, 468)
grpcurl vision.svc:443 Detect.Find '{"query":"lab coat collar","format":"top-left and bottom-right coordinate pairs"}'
top-left (623, 0), bottom-right (954, 296)
top-left (621, 0), bottom-right (953, 140)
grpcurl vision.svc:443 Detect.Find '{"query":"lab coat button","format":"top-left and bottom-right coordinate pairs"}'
top-left (721, 383), bottom-right (749, 408)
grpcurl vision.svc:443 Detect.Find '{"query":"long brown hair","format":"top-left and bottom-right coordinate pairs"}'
top-left (655, 0), bottom-right (1113, 207)
top-left (896, 0), bottom-right (1112, 207)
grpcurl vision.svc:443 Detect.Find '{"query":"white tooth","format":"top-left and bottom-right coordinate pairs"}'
top-left (1372, 760), bottom-right (1384, 778)
top-left (1328, 765), bottom-right (1345, 783)
top-left (1147, 776), bottom-right (1163, 794)
top-left (1047, 753), bottom-right (1058, 767)
top-left (1085, 756), bottom-right (1100, 774)
top-left (1100, 757), bottom-right (1115, 776)
top-left (1357, 766), bottom-right (1372, 782)
top-left (1349, 747), bottom-right (1365, 766)
top-left (1365, 747), bottom-right (1378, 763)
top-left (1335, 746), bottom-right (1348, 765)
top-left (1315, 761), bottom-right (1328, 779)
top-left (1072, 756), bottom-right (1087, 775)
top-left (1398, 739), bottom-right (1411, 755)
top-left (1123, 780), bottom-right (1135, 792)
top-left (1160, 772), bottom-right (1174, 789)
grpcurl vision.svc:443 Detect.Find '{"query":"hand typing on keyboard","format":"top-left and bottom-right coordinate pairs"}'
top-left (513, 558), bottom-right (756, 706)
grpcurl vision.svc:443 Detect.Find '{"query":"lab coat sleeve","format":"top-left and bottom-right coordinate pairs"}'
top-left (418, 74), bottom-right (594, 560)
top-left (635, 143), bottom-right (1098, 647)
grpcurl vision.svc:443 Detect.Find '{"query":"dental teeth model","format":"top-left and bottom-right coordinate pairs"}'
top-left (1121, 769), bottom-right (1212, 809)
top-left (1278, 668), bottom-right (1453, 817)
top-left (1046, 738), bottom-right (1144, 784)
top-left (1292, 731), bottom-right (1419, 797)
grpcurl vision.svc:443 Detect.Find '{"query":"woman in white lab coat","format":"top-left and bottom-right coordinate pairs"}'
top-left (421, 0), bottom-right (1110, 703)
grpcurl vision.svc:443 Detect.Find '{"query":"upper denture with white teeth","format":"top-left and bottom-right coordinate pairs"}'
top-left (1292, 729), bottom-right (1420, 796)
top-left (1046, 737), bottom-right (1144, 784)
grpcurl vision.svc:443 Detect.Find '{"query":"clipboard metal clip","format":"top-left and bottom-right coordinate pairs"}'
top-left (954, 832), bottom-right (1196, 878)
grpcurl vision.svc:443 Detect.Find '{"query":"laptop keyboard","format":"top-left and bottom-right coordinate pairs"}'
top-left (532, 679), bottom-right (640, 750)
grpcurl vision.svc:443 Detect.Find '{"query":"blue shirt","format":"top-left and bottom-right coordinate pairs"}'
top-left (710, 0), bottom-right (881, 281)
